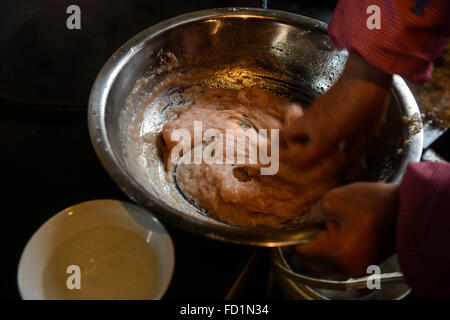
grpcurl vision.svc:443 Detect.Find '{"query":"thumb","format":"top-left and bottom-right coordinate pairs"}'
top-left (303, 197), bottom-right (328, 224)
top-left (295, 220), bottom-right (339, 260)
top-left (296, 199), bottom-right (339, 260)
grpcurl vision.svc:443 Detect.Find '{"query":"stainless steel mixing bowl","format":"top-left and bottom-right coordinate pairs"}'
top-left (88, 8), bottom-right (423, 246)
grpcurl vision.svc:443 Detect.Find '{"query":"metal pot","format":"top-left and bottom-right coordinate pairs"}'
top-left (88, 8), bottom-right (423, 246)
top-left (270, 247), bottom-right (411, 300)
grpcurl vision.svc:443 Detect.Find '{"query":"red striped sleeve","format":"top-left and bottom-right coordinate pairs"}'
top-left (328, 0), bottom-right (450, 83)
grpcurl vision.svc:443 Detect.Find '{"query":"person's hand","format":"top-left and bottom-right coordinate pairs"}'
top-left (295, 182), bottom-right (399, 278)
top-left (282, 53), bottom-right (392, 169)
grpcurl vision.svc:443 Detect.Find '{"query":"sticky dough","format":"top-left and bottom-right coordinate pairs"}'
top-left (162, 86), bottom-right (340, 227)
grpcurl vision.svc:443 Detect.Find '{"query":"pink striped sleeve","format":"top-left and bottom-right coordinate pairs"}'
top-left (396, 162), bottom-right (450, 299)
top-left (328, 0), bottom-right (450, 83)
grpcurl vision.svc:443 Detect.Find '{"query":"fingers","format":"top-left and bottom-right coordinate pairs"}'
top-left (295, 194), bottom-right (350, 274)
top-left (276, 147), bottom-right (346, 187)
top-left (316, 148), bottom-right (349, 178)
top-left (338, 138), bottom-right (366, 181)
top-left (295, 147), bottom-right (349, 185)
top-left (282, 117), bottom-right (338, 169)
top-left (295, 186), bottom-right (347, 259)
top-left (287, 140), bottom-right (331, 169)
top-left (280, 115), bottom-right (310, 145)
top-left (294, 187), bottom-right (350, 273)
top-left (284, 103), bottom-right (304, 127)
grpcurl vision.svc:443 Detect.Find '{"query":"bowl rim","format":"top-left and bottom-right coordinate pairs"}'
top-left (88, 7), bottom-right (423, 247)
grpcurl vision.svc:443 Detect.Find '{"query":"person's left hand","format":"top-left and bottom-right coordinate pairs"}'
top-left (281, 53), bottom-right (392, 171)
top-left (295, 182), bottom-right (399, 277)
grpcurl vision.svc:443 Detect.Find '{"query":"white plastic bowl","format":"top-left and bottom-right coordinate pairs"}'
top-left (17, 199), bottom-right (175, 300)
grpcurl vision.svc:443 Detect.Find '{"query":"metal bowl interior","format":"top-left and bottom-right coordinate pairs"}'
top-left (88, 8), bottom-right (423, 246)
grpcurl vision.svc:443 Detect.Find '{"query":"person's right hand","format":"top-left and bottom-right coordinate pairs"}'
top-left (295, 182), bottom-right (399, 278)
top-left (282, 53), bottom-right (392, 170)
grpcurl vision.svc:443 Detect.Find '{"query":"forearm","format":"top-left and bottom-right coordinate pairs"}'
top-left (319, 54), bottom-right (392, 141)
top-left (342, 53), bottom-right (392, 88)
